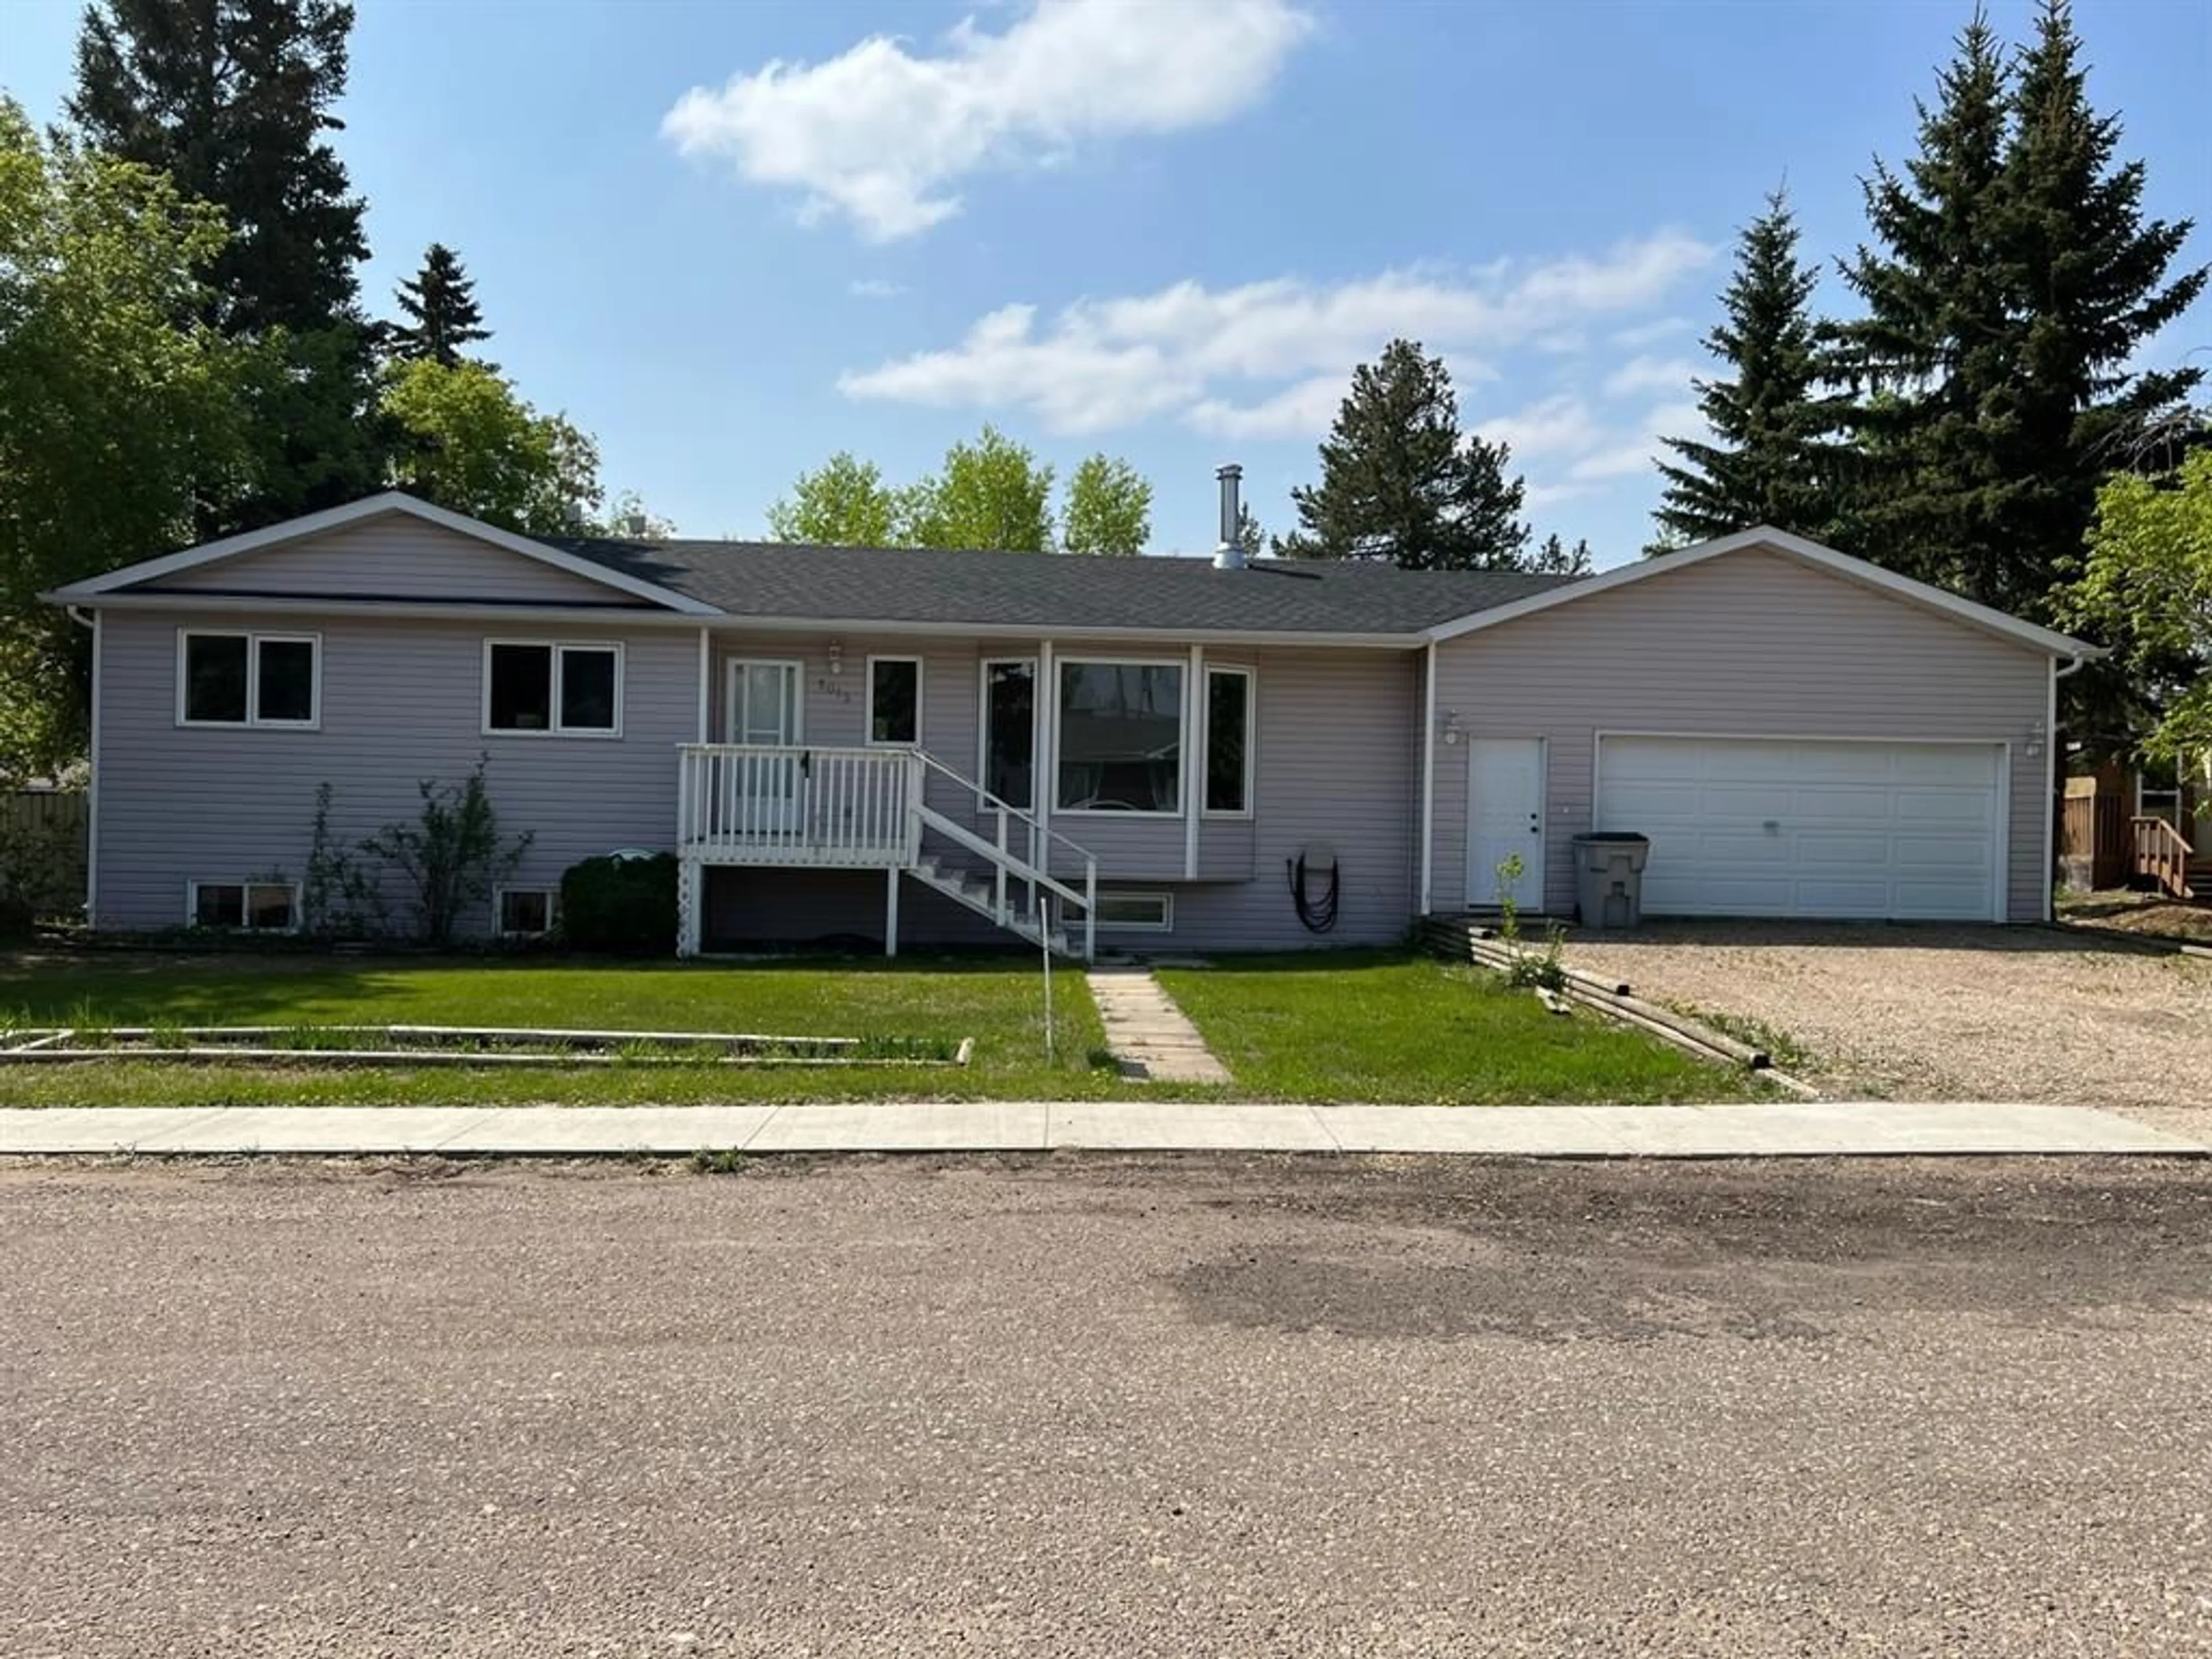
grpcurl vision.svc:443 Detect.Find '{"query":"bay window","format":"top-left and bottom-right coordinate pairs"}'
top-left (1056, 660), bottom-right (1183, 815)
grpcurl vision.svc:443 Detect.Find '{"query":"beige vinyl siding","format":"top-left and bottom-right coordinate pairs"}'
top-left (1429, 549), bottom-right (2051, 921)
top-left (95, 609), bottom-right (695, 932)
top-left (143, 514), bottom-right (634, 607)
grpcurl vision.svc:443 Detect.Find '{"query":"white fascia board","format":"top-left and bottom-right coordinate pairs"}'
top-left (47, 492), bottom-right (718, 616)
top-left (1423, 525), bottom-right (2105, 660)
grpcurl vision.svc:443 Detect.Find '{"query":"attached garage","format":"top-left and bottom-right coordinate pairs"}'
top-left (1424, 528), bottom-right (2097, 926)
top-left (1593, 735), bottom-right (2006, 921)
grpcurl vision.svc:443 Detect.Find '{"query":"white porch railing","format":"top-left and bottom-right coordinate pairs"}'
top-left (679, 744), bottom-right (921, 866)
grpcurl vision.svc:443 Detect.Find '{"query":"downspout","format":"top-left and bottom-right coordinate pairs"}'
top-left (1418, 639), bottom-right (1437, 918)
top-left (66, 605), bottom-right (99, 927)
top-left (2046, 650), bottom-right (2087, 922)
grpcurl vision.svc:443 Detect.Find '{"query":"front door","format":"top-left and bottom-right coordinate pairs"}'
top-left (1466, 737), bottom-right (1546, 908)
top-left (725, 660), bottom-right (803, 833)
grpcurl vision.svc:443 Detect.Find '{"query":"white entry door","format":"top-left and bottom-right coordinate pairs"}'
top-left (1466, 738), bottom-right (1546, 908)
top-left (725, 660), bottom-right (803, 833)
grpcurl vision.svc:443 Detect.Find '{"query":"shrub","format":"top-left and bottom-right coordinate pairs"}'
top-left (359, 757), bottom-right (532, 946)
top-left (560, 852), bottom-right (679, 955)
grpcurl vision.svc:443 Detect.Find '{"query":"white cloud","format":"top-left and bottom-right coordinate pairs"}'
top-left (1474, 395), bottom-right (1602, 460)
top-left (839, 229), bottom-right (1716, 435)
top-left (848, 278), bottom-right (907, 300)
top-left (1188, 376), bottom-right (1346, 441)
top-left (661, 0), bottom-right (1315, 241)
top-left (1567, 400), bottom-right (1703, 481)
top-left (1603, 355), bottom-right (1697, 400)
top-left (1611, 316), bottom-right (1694, 350)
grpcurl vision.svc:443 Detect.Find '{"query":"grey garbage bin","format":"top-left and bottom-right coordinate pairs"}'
top-left (1572, 832), bottom-right (1649, 929)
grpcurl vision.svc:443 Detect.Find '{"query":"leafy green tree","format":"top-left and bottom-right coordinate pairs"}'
top-left (766, 452), bottom-right (903, 544)
top-left (388, 243), bottom-right (492, 369)
top-left (380, 359), bottom-right (601, 536)
top-left (1654, 190), bottom-right (1844, 548)
top-left (1280, 339), bottom-right (1531, 570)
top-left (1060, 453), bottom-right (1151, 555)
top-left (2056, 450), bottom-right (2212, 766)
top-left (67, 0), bottom-right (381, 523)
top-left (0, 102), bottom-right (257, 778)
top-left (904, 425), bottom-right (1056, 552)
top-left (590, 490), bottom-right (676, 539)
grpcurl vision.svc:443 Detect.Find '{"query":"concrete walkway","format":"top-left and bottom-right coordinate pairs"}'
top-left (1084, 967), bottom-right (1232, 1084)
top-left (0, 1101), bottom-right (2200, 1158)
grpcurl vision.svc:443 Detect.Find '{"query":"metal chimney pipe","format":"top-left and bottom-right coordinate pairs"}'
top-left (1212, 463), bottom-right (1245, 570)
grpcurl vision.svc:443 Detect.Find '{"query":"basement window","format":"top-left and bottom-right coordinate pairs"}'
top-left (190, 880), bottom-right (300, 933)
top-left (497, 887), bottom-right (556, 938)
top-left (1093, 891), bottom-right (1173, 932)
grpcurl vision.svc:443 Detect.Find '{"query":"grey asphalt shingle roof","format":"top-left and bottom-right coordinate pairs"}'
top-left (548, 537), bottom-right (1584, 635)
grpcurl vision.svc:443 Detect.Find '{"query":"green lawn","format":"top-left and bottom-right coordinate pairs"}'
top-left (1157, 952), bottom-right (1768, 1104)
top-left (0, 950), bottom-right (1127, 1107)
top-left (0, 946), bottom-right (1764, 1108)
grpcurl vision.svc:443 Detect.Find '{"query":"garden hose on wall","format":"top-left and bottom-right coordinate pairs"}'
top-left (1288, 843), bottom-right (1340, 933)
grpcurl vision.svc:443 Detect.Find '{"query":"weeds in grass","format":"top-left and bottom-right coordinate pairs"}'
top-left (1671, 1004), bottom-right (1810, 1069)
top-left (67, 998), bottom-right (114, 1044)
top-left (690, 1147), bottom-right (750, 1175)
top-left (147, 1017), bottom-right (189, 1051)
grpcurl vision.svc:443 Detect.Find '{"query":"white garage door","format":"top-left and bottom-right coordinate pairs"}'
top-left (1595, 736), bottom-right (2005, 921)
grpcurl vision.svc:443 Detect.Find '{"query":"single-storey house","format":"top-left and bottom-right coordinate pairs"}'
top-left (44, 468), bottom-right (2098, 956)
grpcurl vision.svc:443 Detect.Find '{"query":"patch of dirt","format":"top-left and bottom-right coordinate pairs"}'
top-left (1555, 922), bottom-right (2212, 1142)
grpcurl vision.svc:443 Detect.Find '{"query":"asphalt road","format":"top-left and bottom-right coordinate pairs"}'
top-left (4, 1154), bottom-right (2210, 1657)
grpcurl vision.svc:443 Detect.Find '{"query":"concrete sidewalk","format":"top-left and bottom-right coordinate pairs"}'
top-left (0, 1101), bottom-right (2201, 1158)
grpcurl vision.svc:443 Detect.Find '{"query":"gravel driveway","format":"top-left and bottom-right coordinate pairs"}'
top-left (5, 1156), bottom-right (2211, 1657)
top-left (1561, 921), bottom-right (2212, 1135)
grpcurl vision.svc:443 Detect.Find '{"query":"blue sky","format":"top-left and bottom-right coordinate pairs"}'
top-left (6, 0), bottom-right (2209, 564)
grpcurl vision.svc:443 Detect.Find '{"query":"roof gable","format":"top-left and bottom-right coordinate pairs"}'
top-left (48, 493), bottom-right (716, 615)
top-left (1423, 526), bottom-right (2100, 658)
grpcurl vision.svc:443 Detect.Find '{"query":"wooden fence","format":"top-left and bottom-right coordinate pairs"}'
top-left (2, 790), bottom-right (89, 916)
top-left (2061, 791), bottom-right (2130, 892)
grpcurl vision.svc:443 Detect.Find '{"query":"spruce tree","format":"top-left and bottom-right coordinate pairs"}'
top-left (1653, 190), bottom-right (1843, 548)
top-left (1834, 11), bottom-right (2018, 599)
top-left (1531, 533), bottom-right (1594, 575)
top-left (1281, 339), bottom-right (1531, 570)
top-left (67, 0), bottom-right (380, 523)
top-left (1995, 0), bottom-right (2205, 607)
top-left (389, 243), bottom-right (494, 368)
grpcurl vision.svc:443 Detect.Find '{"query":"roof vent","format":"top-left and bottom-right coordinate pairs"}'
top-left (1212, 463), bottom-right (1245, 570)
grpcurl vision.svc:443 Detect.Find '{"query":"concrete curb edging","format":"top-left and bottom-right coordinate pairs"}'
top-left (0, 1101), bottom-right (2200, 1160)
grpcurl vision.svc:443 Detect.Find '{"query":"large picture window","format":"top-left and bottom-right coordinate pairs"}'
top-left (1205, 666), bottom-right (1253, 815)
top-left (1056, 660), bottom-right (1183, 815)
top-left (178, 630), bottom-right (320, 728)
top-left (484, 641), bottom-right (621, 736)
top-left (980, 659), bottom-right (1035, 809)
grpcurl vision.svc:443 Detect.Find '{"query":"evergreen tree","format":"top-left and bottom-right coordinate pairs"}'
top-left (1653, 190), bottom-right (1843, 548)
top-left (1531, 534), bottom-right (1594, 575)
top-left (388, 243), bottom-right (493, 369)
top-left (1235, 503), bottom-right (1266, 558)
top-left (67, 0), bottom-right (380, 524)
top-left (1280, 339), bottom-right (1531, 570)
top-left (1834, 10), bottom-right (2018, 599)
top-left (1995, 0), bottom-right (2205, 607)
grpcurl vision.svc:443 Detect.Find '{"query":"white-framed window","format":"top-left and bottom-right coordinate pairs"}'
top-left (483, 640), bottom-right (622, 736)
top-left (496, 887), bottom-right (556, 938)
top-left (1093, 891), bottom-right (1174, 932)
top-left (187, 879), bottom-right (300, 933)
top-left (176, 630), bottom-right (320, 728)
top-left (1057, 658), bottom-right (1184, 815)
top-left (1203, 665), bottom-right (1254, 817)
top-left (979, 658), bottom-right (1037, 810)
top-left (867, 656), bottom-right (922, 746)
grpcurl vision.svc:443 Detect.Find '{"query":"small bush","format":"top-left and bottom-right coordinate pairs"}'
top-left (560, 853), bottom-right (679, 955)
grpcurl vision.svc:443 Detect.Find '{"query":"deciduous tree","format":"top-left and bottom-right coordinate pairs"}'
top-left (380, 359), bottom-right (601, 537)
top-left (1060, 453), bottom-right (1151, 555)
